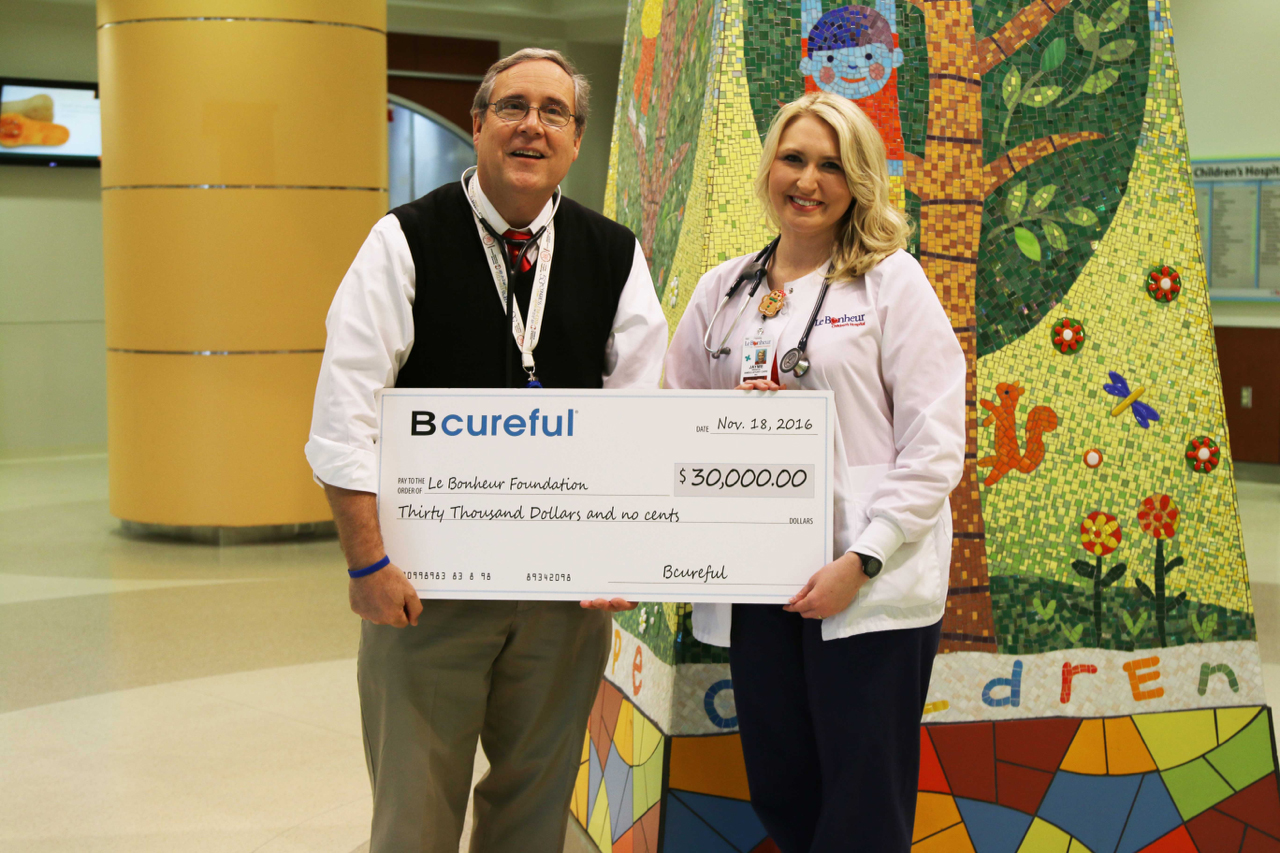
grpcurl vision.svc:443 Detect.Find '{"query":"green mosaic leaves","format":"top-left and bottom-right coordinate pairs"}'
top-left (1041, 37), bottom-right (1068, 73)
top-left (1060, 622), bottom-right (1086, 644)
top-left (1121, 609), bottom-right (1148, 639)
top-left (1097, 0), bottom-right (1130, 32)
top-left (996, 1), bottom-right (1134, 144)
top-left (1083, 68), bottom-right (1123, 95)
top-left (995, 182), bottom-right (1095, 262)
top-left (1192, 610), bottom-right (1219, 643)
top-left (1072, 559), bottom-right (1098, 580)
top-left (1029, 185), bottom-right (1058, 214)
top-left (1066, 207), bottom-right (1100, 227)
top-left (1014, 228), bottom-right (1041, 261)
top-left (1022, 86), bottom-right (1063, 108)
top-left (1006, 181), bottom-right (1028, 219)
top-left (1044, 221), bottom-right (1069, 252)
top-left (967, 0), bottom-right (1148, 354)
top-left (1075, 10), bottom-right (1100, 52)
top-left (1003, 66), bottom-right (1022, 110)
top-left (1062, 0), bottom-right (1135, 104)
top-left (1099, 39), bottom-right (1137, 62)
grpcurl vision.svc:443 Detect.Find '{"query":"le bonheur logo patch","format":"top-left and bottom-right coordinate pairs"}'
top-left (817, 313), bottom-right (866, 328)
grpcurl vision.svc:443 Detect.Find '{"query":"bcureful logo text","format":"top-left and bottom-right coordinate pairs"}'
top-left (815, 313), bottom-right (866, 328)
top-left (411, 408), bottom-right (575, 437)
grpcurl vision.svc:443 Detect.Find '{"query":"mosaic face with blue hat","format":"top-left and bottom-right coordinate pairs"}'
top-left (799, 0), bottom-right (903, 101)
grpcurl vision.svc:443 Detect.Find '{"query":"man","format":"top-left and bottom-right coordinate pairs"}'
top-left (305, 49), bottom-right (666, 852)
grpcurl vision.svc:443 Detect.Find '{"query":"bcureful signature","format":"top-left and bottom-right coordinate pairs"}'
top-left (662, 564), bottom-right (728, 583)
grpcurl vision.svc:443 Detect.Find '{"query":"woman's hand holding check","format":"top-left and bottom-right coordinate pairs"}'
top-left (784, 551), bottom-right (869, 619)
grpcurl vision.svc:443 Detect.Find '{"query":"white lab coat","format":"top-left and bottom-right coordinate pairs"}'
top-left (663, 248), bottom-right (966, 644)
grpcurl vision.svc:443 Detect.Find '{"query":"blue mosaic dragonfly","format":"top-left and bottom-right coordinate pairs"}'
top-left (1104, 371), bottom-right (1160, 429)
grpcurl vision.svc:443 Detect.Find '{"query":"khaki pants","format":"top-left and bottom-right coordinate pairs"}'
top-left (358, 600), bottom-right (611, 852)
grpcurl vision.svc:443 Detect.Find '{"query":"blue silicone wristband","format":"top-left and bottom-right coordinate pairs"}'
top-left (348, 555), bottom-right (390, 578)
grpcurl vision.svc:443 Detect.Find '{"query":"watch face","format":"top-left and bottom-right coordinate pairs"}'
top-left (858, 554), bottom-right (882, 578)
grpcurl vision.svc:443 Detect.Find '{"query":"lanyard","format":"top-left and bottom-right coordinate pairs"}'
top-left (461, 167), bottom-right (557, 384)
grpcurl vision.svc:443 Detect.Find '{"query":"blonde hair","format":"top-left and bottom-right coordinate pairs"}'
top-left (755, 92), bottom-right (912, 280)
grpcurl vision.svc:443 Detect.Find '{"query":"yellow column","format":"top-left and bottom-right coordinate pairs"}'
top-left (98, 1), bottom-right (387, 530)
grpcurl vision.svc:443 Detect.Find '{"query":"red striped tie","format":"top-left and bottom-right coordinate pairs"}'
top-left (502, 229), bottom-right (534, 273)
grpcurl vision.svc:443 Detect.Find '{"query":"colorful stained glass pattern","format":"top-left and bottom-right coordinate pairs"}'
top-left (915, 708), bottom-right (1280, 852)
top-left (576, 698), bottom-right (1280, 850)
top-left (574, 681), bottom-right (667, 852)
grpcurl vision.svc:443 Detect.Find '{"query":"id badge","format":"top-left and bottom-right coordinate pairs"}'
top-left (741, 334), bottom-right (775, 383)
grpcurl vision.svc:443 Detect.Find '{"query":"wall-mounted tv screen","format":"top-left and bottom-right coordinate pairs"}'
top-left (0, 77), bottom-right (100, 167)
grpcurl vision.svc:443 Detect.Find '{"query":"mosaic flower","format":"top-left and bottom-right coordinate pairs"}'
top-left (1080, 511), bottom-right (1121, 556)
top-left (1138, 493), bottom-right (1180, 540)
top-left (1146, 265), bottom-right (1181, 303)
top-left (1082, 448), bottom-right (1103, 469)
top-left (1050, 318), bottom-right (1086, 354)
top-left (638, 606), bottom-right (649, 633)
top-left (1186, 436), bottom-right (1220, 473)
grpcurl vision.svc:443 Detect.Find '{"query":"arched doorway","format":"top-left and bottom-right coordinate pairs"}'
top-left (388, 94), bottom-right (475, 209)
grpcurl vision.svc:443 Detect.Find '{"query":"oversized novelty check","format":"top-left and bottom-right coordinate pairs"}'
top-left (376, 388), bottom-right (834, 603)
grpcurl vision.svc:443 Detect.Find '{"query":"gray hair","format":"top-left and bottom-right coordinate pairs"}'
top-left (471, 48), bottom-right (590, 138)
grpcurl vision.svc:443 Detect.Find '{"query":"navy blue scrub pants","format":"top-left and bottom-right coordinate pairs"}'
top-left (729, 605), bottom-right (943, 853)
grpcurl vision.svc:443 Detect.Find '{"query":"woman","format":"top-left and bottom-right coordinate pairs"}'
top-left (663, 93), bottom-right (966, 851)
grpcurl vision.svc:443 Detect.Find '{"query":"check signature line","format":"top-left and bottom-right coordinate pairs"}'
top-left (610, 581), bottom-right (794, 586)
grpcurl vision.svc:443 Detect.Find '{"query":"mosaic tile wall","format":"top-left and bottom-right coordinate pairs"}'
top-left (581, 0), bottom-right (1279, 850)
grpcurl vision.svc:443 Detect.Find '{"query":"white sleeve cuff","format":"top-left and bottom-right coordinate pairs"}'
top-left (304, 435), bottom-right (378, 494)
top-left (850, 515), bottom-right (907, 564)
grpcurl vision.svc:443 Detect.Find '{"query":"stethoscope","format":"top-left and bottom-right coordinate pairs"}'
top-left (702, 237), bottom-right (832, 377)
top-left (462, 167), bottom-right (562, 387)
top-left (702, 238), bottom-right (778, 358)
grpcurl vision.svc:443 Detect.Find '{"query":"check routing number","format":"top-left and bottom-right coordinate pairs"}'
top-left (376, 389), bottom-right (834, 603)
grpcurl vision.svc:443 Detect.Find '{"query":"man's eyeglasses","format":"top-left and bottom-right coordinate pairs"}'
top-left (487, 97), bottom-right (576, 129)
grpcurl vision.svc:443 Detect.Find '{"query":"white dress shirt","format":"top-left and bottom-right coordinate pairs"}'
top-left (306, 180), bottom-right (669, 494)
top-left (664, 248), bottom-right (966, 643)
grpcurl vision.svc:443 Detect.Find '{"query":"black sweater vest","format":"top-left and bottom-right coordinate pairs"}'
top-left (391, 182), bottom-right (637, 389)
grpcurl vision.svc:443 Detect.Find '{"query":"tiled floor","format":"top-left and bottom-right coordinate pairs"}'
top-left (0, 454), bottom-right (596, 853)
top-left (1, 453), bottom-right (1277, 851)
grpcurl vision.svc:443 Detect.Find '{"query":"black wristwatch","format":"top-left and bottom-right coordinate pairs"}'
top-left (855, 552), bottom-right (882, 579)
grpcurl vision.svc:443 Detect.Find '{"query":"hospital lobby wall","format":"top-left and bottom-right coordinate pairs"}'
top-left (576, 0), bottom-right (1280, 850)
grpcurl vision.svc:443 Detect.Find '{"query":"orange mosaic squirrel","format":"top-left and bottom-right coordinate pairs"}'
top-left (978, 381), bottom-right (1058, 487)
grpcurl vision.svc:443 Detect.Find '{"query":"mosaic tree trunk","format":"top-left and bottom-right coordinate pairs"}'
top-left (577, 1), bottom-right (1280, 851)
top-left (903, 0), bottom-right (1106, 652)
